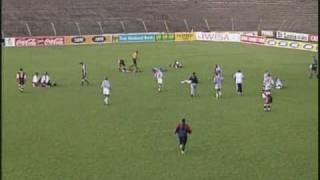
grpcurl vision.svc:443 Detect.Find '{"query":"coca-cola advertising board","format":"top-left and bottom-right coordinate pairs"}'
top-left (14, 36), bottom-right (64, 47)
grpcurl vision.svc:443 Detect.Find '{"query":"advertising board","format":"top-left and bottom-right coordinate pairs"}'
top-left (240, 35), bottom-right (266, 44)
top-left (155, 33), bottom-right (175, 41)
top-left (276, 31), bottom-right (309, 42)
top-left (118, 34), bottom-right (156, 43)
top-left (309, 34), bottom-right (318, 42)
top-left (14, 36), bottom-right (64, 47)
top-left (64, 35), bottom-right (112, 45)
top-left (175, 32), bottom-right (195, 41)
top-left (265, 38), bottom-right (317, 52)
top-left (4, 38), bottom-right (15, 47)
top-left (196, 32), bottom-right (241, 42)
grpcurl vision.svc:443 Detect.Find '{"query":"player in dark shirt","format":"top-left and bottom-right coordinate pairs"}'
top-left (16, 68), bottom-right (27, 92)
top-left (189, 72), bottom-right (198, 97)
top-left (80, 62), bottom-right (90, 85)
top-left (118, 58), bottom-right (126, 72)
top-left (174, 118), bottom-right (192, 154)
top-left (309, 56), bottom-right (318, 78)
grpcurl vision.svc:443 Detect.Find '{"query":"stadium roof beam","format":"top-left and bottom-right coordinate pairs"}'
top-left (97, 21), bottom-right (104, 34)
top-left (120, 21), bottom-right (126, 33)
top-left (140, 20), bottom-right (148, 33)
top-left (183, 19), bottom-right (190, 32)
top-left (50, 22), bottom-right (57, 36)
top-left (163, 20), bottom-right (169, 33)
top-left (203, 17), bottom-right (210, 31)
top-left (75, 22), bottom-right (81, 36)
top-left (231, 17), bottom-right (234, 31)
top-left (25, 22), bottom-right (32, 36)
top-left (257, 18), bottom-right (263, 31)
top-left (278, 20), bottom-right (287, 31)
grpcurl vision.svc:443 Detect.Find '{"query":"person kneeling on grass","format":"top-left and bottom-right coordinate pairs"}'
top-left (40, 72), bottom-right (57, 87)
top-left (170, 60), bottom-right (183, 69)
top-left (274, 77), bottom-right (284, 89)
top-left (32, 72), bottom-right (40, 87)
top-left (118, 58), bottom-right (128, 72)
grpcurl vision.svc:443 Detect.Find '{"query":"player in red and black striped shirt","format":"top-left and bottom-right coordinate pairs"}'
top-left (16, 68), bottom-right (27, 92)
top-left (174, 118), bottom-right (192, 154)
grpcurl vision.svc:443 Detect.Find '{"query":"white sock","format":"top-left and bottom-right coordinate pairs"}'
top-left (219, 91), bottom-right (222, 96)
top-left (104, 97), bottom-right (108, 104)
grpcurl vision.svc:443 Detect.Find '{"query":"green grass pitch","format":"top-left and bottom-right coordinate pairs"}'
top-left (2, 42), bottom-right (318, 180)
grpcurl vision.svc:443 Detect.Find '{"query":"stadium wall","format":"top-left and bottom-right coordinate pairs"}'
top-left (3, 31), bottom-right (318, 52)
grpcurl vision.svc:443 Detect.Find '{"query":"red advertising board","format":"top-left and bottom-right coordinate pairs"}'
top-left (240, 35), bottom-right (266, 44)
top-left (309, 34), bottom-right (318, 42)
top-left (15, 36), bottom-right (64, 47)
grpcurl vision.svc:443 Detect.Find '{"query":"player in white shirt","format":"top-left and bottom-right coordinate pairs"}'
top-left (214, 64), bottom-right (222, 76)
top-left (233, 70), bottom-right (244, 95)
top-left (263, 73), bottom-right (274, 91)
top-left (274, 77), bottom-right (284, 89)
top-left (153, 68), bottom-right (164, 92)
top-left (213, 73), bottom-right (223, 99)
top-left (101, 76), bottom-right (111, 105)
top-left (32, 72), bottom-right (40, 87)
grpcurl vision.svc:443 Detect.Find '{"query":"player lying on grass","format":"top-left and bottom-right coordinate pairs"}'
top-left (101, 76), bottom-right (111, 105)
top-left (174, 118), bottom-right (192, 154)
top-left (16, 68), bottom-right (27, 92)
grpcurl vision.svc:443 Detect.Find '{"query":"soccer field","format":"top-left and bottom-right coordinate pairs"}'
top-left (2, 42), bottom-right (318, 180)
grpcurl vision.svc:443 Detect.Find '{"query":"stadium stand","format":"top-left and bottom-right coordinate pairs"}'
top-left (2, 0), bottom-right (318, 36)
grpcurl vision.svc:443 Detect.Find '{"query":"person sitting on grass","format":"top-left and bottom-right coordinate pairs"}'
top-left (274, 77), bottom-right (284, 89)
top-left (169, 60), bottom-right (183, 69)
top-left (40, 72), bottom-right (56, 87)
top-left (32, 72), bottom-right (40, 87)
top-left (118, 58), bottom-right (128, 72)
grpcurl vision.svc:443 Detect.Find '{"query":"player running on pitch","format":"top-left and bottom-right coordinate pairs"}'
top-left (16, 68), bottom-right (27, 92)
top-left (213, 72), bottom-right (223, 99)
top-left (80, 62), bottom-right (89, 86)
top-left (174, 118), bottom-right (192, 154)
top-left (189, 72), bottom-right (198, 97)
top-left (152, 68), bottom-right (164, 92)
top-left (101, 76), bottom-right (111, 105)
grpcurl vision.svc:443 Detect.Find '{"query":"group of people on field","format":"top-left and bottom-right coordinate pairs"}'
top-left (16, 68), bottom-right (56, 92)
top-left (15, 51), bottom-right (318, 155)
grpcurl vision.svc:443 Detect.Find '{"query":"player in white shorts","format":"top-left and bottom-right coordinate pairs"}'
top-left (213, 73), bottom-right (223, 99)
top-left (155, 69), bottom-right (164, 92)
top-left (101, 76), bottom-right (111, 105)
top-left (233, 70), bottom-right (244, 95)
